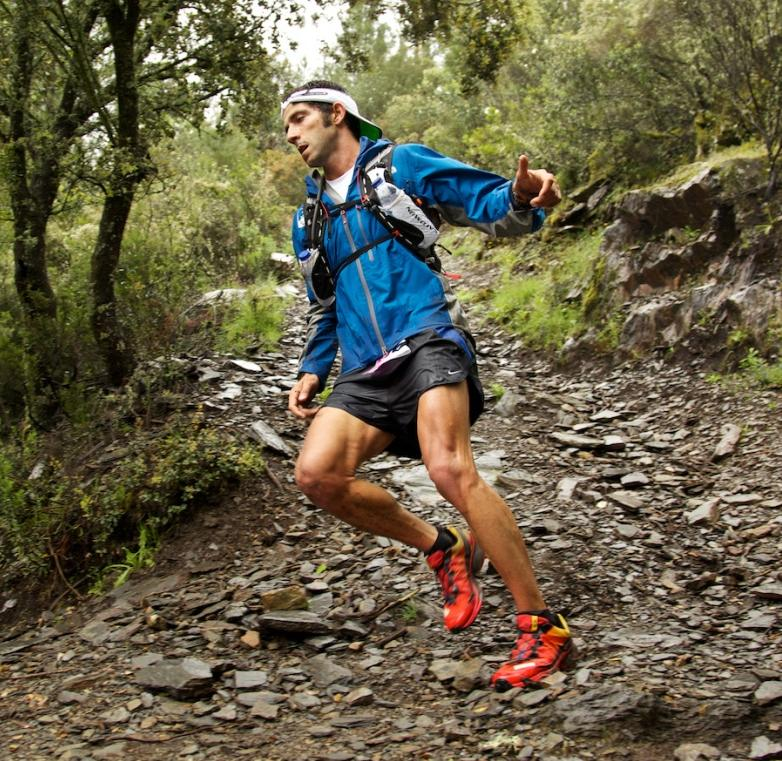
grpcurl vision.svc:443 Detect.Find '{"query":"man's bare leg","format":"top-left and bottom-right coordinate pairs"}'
top-left (417, 382), bottom-right (546, 612)
top-left (295, 407), bottom-right (438, 552)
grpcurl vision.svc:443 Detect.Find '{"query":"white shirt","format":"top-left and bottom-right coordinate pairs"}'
top-left (325, 166), bottom-right (354, 203)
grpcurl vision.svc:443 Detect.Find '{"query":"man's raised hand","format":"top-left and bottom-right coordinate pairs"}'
top-left (513, 154), bottom-right (561, 209)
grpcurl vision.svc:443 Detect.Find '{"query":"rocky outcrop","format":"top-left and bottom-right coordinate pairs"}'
top-left (585, 158), bottom-right (781, 360)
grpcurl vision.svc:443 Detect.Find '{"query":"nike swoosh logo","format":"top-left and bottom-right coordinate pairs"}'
top-left (447, 370), bottom-right (461, 375)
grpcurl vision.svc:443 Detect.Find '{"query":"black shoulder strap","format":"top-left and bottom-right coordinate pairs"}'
top-left (303, 171), bottom-right (327, 251)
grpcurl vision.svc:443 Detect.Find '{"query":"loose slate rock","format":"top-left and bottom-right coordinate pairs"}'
top-left (674, 743), bottom-right (721, 761)
top-left (258, 610), bottom-right (333, 635)
top-left (345, 687), bottom-right (374, 706)
top-left (750, 736), bottom-right (782, 760)
top-left (550, 432), bottom-right (604, 450)
top-left (260, 585), bottom-right (309, 612)
top-left (754, 681), bottom-right (782, 706)
top-left (711, 424), bottom-right (741, 461)
top-left (235, 670), bottom-right (269, 689)
top-left (551, 685), bottom-right (661, 735)
top-left (135, 657), bottom-right (214, 699)
top-left (608, 490), bottom-right (644, 512)
top-left (686, 499), bottom-right (720, 526)
top-left (305, 654), bottom-right (353, 687)
top-left (753, 583), bottom-right (782, 601)
top-left (249, 419), bottom-right (294, 457)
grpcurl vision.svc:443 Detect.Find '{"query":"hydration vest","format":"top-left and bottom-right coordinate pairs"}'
top-left (301, 144), bottom-right (443, 305)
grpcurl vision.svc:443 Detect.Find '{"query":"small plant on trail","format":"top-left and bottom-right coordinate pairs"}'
top-left (490, 383), bottom-right (506, 400)
top-left (90, 522), bottom-right (159, 594)
top-left (400, 599), bottom-right (420, 624)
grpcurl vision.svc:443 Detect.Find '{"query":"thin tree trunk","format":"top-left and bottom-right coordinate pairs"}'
top-left (91, 192), bottom-right (136, 386)
top-left (90, 0), bottom-right (144, 386)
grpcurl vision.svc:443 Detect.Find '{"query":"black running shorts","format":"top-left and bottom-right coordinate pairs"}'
top-left (323, 330), bottom-right (485, 459)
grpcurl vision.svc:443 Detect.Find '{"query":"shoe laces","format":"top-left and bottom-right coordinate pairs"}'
top-left (510, 627), bottom-right (543, 662)
top-left (432, 548), bottom-right (460, 604)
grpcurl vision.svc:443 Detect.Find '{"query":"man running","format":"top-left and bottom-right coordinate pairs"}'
top-left (282, 80), bottom-right (574, 690)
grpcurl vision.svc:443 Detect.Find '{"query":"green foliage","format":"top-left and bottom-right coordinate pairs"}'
top-left (400, 600), bottom-right (420, 623)
top-left (0, 312), bottom-right (26, 431)
top-left (487, 230), bottom-right (604, 350)
top-left (91, 523), bottom-right (159, 594)
top-left (739, 349), bottom-right (782, 389)
top-left (489, 382), bottom-right (506, 400)
top-left (0, 412), bottom-right (266, 583)
top-left (218, 279), bottom-right (290, 354)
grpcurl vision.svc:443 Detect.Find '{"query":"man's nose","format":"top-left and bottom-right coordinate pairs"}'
top-left (286, 126), bottom-right (299, 144)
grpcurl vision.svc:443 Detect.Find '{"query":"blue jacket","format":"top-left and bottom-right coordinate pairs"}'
top-left (291, 138), bottom-right (545, 388)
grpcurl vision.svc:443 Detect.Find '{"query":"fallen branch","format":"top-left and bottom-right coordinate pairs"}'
top-left (47, 540), bottom-right (84, 602)
top-left (363, 589), bottom-right (419, 622)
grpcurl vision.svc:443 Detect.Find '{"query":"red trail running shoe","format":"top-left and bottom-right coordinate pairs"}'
top-left (426, 526), bottom-right (484, 631)
top-left (491, 611), bottom-right (576, 691)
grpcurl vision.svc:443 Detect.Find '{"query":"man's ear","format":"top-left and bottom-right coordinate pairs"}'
top-left (331, 102), bottom-right (347, 126)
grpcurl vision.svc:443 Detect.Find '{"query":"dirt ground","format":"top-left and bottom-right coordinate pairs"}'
top-left (1, 265), bottom-right (781, 761)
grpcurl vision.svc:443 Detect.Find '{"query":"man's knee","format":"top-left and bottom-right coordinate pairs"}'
top-left (295, 454), bottom-right (350, 507)
top-left (425, 454), bottom-right (479, 504)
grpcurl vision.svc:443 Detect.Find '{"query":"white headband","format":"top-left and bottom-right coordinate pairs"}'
top-left (281, 87), bottom-right (383, 140)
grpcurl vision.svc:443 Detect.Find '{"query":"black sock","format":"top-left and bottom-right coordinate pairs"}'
top-left (518, 608), bottom-right (555, 624)
top-left (425, 526), bottom-right (456, 555)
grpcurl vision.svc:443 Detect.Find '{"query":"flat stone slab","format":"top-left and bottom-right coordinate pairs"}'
top-left (257, 610), bottom-right (334, 635)
top-left (135, 657), bottom-right (214, 699)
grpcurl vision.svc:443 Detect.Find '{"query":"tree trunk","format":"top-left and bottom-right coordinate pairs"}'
top-left (91, 191), bottom-right (137, 386)
top-left (90, 0), bottom-right (144, 386)
top-left (8, 5), bottom-right (62, 420)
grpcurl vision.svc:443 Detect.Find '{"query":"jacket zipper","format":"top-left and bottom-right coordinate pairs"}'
top-left (340, 208), bottom-right (387, 354)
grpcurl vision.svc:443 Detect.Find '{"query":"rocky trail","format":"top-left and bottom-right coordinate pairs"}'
top-left (1, 267), bottom-right (781, 761)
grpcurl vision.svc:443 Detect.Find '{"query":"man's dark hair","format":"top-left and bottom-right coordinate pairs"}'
top-left (283, 80), bottom-right (362, 141)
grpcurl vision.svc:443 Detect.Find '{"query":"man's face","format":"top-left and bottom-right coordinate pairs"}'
top-left (283, 102), bottom-right (338, 168)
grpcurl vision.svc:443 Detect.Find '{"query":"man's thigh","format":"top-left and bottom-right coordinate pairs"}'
top-left (298, 406), bottom-right (395, 477)
top-left (416, 381), bottom-right (474, 462)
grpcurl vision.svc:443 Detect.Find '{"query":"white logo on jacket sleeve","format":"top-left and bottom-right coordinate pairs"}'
top-left (296, 210), bottom-right (305, 228)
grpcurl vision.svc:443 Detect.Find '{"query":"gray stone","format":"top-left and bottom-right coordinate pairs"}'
top-left (608, 490), bottom-right (644, 512)
top-left (78, 620), bottom-right (113, 646)
top-left (249, 419), bottom-right (294, 457)
top-left (305, 654), bottom-right (353, 687)
top-left (602, 434), bottom-right (627, 451)
top-left (620, 471), bottom-right (649, 488)
top-left (711, 424), bottom-right (741, 461)
top-left (344, 687), bottom-right (374, 706)
top-left (551, 685), bottom-right (661, 735)
top-left (235, 690), bottom-right (286, 708)
top-left (750, 736), bottom-right (782, 760)
top-left (755, 681), bottom-right (782, 706)
top-left (99, 706), bottom-right (131, 724)
top-left (250, 700), bottom-right (280, 720)
top-left (452, 658), bottom-right (484, 693)
top-left (92, 743), bottom-right (128, 759)
top-left (258, 610), bottom-right (333, 634)
top-left (674, 743), bottom-right (721, 761)
top-left (753, 583), bottom-right (782, 601)
top-left (686, 499), bottom-right (720, 525)
top-left (428, 658), bottom-right (459, 682)
top-left (235, 670), bottom-right (269, 689)
top-left (550, 432), bottom-right (604, 450)
top-left (291, 692), bottom-right (322, 709)
top-left (135, 657), bottom-right (214, 699)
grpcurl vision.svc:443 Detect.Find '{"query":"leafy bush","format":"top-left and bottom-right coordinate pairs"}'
top-left (0, 412), bottom-right (266, 583)
top-left (218, 278), bottom-right (291, 354)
